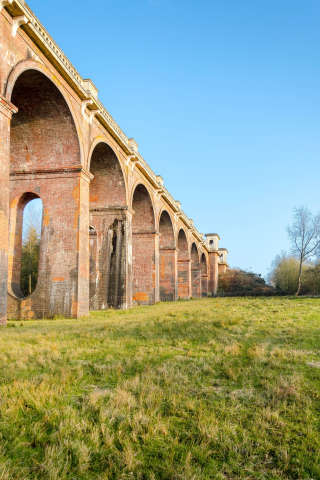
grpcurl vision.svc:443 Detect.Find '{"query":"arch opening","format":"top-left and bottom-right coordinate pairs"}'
top-left (8, 69), bottom-right (83, 319)
top-left (159, 211), bottom-right (176, 301)
top-left (90, 143), bottom-right (126, 208)
top-left (132, 184), bottom-right (156, 305)
top-left (177, 229), bottom-right (190, 299)
top-left (11, 69), bottom-right (80, 172)
top-left (89, 143), bottom-right (127, 310)
top-left (191, 243), bottom-right (201, 298)
top-left (10, 193), bottom-right (43, 298)
top-left (201, 253), bottom-right (208, 297)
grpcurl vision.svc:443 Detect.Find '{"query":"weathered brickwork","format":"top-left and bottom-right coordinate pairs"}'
top-left (132, 184), bottom-right (157, 305)
top-left (177, 229), bottom-right (190, 299)
top-left (159, 211), bottom-right (176, 301)
top-left (0, 95), bottom-right (17, 324)
top-left (89, 143), bottom-right (128, 310)
top-left (201, 253), bottom-right (208, 297)
top-left (8, 170), bottom-right (90, 318)
top-left (0, 1), bottom-right (228, 322)
top-left (191, 243), bottom-right (201, 298)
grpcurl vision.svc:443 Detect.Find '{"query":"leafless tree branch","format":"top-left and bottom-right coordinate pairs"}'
top-left (287, 206), bottom-right (320, 295)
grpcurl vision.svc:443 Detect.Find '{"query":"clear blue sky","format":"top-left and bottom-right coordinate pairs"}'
top-left (27, 0), bottom-right (320, 278)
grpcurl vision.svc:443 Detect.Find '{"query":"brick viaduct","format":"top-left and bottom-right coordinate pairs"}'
top-left (0, 0), bottom-right (228, 324)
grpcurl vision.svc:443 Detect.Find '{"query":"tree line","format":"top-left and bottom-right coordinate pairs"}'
top-left (219, 206), bottom-right (320, 297)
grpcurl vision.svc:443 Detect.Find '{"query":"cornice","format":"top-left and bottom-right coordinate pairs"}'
top-left (10, 166), bottom-right (93, 181)
top-left (0, 94), bottom-right (18, 118)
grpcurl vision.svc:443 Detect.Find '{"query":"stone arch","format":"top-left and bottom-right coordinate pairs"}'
top-left (191, 243), bottom-right (201, 298)
top-left (131, 183), bottom-right (155, 231)
top-left (177, 228), bottom-right (190, 299)
top-left (132, 183), bottom-right (156, 304)
top-left (10, 68), bottom-right (81, 171)
top-left (90, 142), bottom-right (127, 208)
top-left (159, 210), bottom-right (176, 301)
top-left (130, 180), bottom-right (156, 220)
top-left (201, 252), bottom-right (208, 297)
top-left (89, 142), bottom-right (128, 310)
top-left (6, 60), bottom-right (84, 166)
top-left (7, 67), bottom-right (85, 319)
top-left (158, 210), bottom-right (175, 248)
top-left (88, 137), bottom-right (128, 196)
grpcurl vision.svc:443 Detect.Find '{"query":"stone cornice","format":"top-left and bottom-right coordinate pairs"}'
top-left (10, 166), bottom-right (93, 181)
top-left (90, 206), bottom-right (128, 213)
top-left (2, 0), bottom-right (215, 253)
top-left (207, 249), bottom-right (220, 255)
top-left (0, 94), bottom-right (18, 119)
top-left (206, 233), bottom-right (220, 240)
top-left (132, 231), bottom-right (159, 236)
top-left (90, 206), bottom-right (128, 211)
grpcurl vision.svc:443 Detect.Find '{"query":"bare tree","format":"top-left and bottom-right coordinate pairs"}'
top-left (21, 199), bottom-right (43, 296)
top-left (22, 199), bottom-right (42, 241)
top-left (287, 206), bottom-right (320, 296)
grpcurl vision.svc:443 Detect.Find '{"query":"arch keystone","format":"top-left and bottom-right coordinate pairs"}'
top-left (81, 99), bottom-right (93, 117)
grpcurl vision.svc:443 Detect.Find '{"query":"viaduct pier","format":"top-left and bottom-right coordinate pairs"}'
top-left (0, 0), bottom-right (228, 323)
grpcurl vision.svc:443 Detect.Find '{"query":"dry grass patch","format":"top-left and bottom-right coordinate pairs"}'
top-left (0, 297), bottom-right (320, 479)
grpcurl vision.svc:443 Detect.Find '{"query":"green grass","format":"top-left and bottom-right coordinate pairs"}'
top-left (1, 297), bottom-right (320, 479)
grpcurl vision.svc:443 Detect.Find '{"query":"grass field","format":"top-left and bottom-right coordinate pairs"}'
top-left (0, 298), bottom-right (320, 479)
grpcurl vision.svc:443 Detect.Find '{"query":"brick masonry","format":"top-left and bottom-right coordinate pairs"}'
top-left (159, 211), bottom-right (176, 301)
top-left (0, 1), bottom-right (227, 322)
top-left (177, 229), bottom-right (191, 299)
top-left (201, 253), bottom-right (209, 297)
top-left (0, 95), bottom-right (17, 324)
top-left (191, 243), bottom-right (201, 298)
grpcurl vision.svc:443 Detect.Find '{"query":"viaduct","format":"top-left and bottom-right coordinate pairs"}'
top-left (0, 0), bottom-right (228, 324)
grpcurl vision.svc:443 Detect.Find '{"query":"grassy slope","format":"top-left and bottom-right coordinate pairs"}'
top-left (0, 297), bottom-right (320, 480)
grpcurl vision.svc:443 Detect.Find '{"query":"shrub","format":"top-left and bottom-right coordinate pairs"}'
top-left (269, 255), bottom-right (300, 295)
top-left (218, 269), bottom-right (275, 296)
